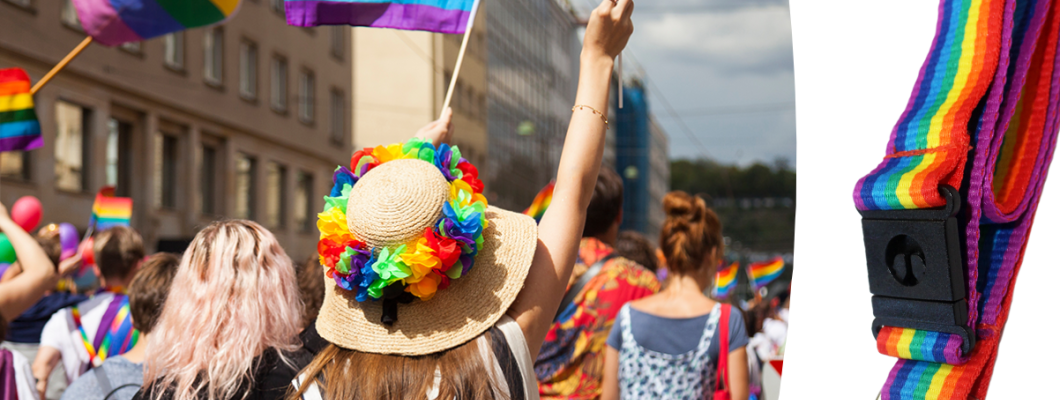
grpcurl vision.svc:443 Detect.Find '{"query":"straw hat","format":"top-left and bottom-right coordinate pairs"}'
top-left (316, 156), bottom-right (538, 356)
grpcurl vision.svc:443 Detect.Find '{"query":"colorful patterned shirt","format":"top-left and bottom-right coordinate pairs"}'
top-left (535, 237), bottom-right (661, 400)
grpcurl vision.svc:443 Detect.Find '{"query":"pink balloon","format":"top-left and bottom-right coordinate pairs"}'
top-left (10, 196), bottom-right (42, 232)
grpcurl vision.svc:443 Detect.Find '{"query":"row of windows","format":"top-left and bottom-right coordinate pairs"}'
top-left (0, 101), bottom-right (317, 233)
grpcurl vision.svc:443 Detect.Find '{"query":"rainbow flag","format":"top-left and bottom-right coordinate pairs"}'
top-left (713, 261), bottom-right (738, 299)
top-left (0, 68), bottom-right (42, 152)
top-left (523, 181), bottom-right (554, 223)
top-left (71, 0), bottom-right (243, 46)
top-left (748, 257), bottom-right (784, 291)
top-left (90, 187), bottom-right (132, 230)
top-left (285, 0), bottom-right (481, 34)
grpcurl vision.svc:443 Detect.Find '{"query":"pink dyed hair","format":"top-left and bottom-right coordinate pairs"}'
top-left (143, 220), bottom-right (303, 400)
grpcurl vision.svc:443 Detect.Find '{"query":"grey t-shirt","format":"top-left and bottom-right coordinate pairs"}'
top-left (606, 305), bottom-right (749, 360)
top-left (61, 356), bottom-right (143, 400)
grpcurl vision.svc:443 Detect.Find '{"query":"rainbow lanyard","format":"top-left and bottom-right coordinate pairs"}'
top-left (71, 287), bottom-right (139, 367)
top-left (855, 0), bottom-right (1060, 398)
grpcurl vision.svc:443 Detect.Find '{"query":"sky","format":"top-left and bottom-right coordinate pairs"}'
top-left (574, 0), bottom-right (796, 166)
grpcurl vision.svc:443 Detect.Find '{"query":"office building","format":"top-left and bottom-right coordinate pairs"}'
top-left (616, 81), bottom-right (670, 237)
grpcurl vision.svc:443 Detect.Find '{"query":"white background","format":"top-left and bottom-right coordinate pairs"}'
top-left (785, 1), bottom-right (1060, 398)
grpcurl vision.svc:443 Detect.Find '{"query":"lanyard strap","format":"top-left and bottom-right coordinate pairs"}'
top-left (855, 0), bottom-right (1060, 398)
top-left (71, 289), bottom-right (140, 367)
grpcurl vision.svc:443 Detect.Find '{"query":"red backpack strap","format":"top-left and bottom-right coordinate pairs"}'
top-left (714, 303), bottom-right (731, 394)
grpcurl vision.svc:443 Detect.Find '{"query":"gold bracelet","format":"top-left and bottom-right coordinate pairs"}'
top-left (572, 105), bottom-right (608, 125)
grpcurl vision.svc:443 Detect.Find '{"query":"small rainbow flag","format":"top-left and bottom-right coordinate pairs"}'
top-left (0, 68), bottom-right (42, 153)
top-left (523, 181), bottom-right (555, 223)
top-left (90, 187), bottom-right (132, 230)
top-left (286, 0), bottom-right (481, 34)
top-left (71, 0), bottom-right (243, 46)
top-left (749, 257), bottom-right (785, 291)
top-left (713, 261), bottom-right (738, 299)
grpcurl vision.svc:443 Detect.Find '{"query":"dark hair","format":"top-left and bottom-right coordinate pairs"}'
top-left (614, 230), bottom-right (659, 272)
top-left (583, 168), bottom-right (624, 238)
top-left (298, 257), bottom-right (326, 329)
top-left (35, 233), bottom-right (62, 269)
top-left (93, 226), bottom-right (145, 279)
top-left (128, 253), bottom-right (180, 333)
top-left (659, 191), bottom-right (723, 276)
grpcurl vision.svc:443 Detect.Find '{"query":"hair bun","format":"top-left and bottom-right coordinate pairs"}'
top-left (663, 191), bottom-right (706, 222)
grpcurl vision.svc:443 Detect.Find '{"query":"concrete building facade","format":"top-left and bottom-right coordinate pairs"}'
top-left (0, 0), bottom-right (352, 261)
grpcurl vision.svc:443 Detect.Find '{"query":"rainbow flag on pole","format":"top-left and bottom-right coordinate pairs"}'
top-left (713, 261), bottom-right (738, 299)
top-left (90, 187), bottom-right (133, 230)
top-left (0, 68), bottom-right (42, 152)
top-left (71, 0), bottom-right (243, 46)
top-left (285, 0), bottom-right (481, 34)
top-left (748, 257), bottom-right (785, 291)
top-left (523, 181), bottom-right (555, 223)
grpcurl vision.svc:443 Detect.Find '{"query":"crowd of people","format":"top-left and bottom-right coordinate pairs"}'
top-left (0, 1), bottom-right (788, 399)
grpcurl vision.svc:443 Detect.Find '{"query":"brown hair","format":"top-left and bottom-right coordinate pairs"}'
top-left (128, 253), bottom-right (180, 333)
top-left (297, 257), bottom-right (326, 329)
top-left (583, 168), bottom-right (624, 238)
top-left (93, 226), bottom-right (145, 279)
top-left (35, 228), bottom-right (63, 268)
top-left (659, 191), bottom-right (723, 275)
top-left (614, 230), bottom-right (659, 272)
top-left (290, 338), bottom-right (505, 400)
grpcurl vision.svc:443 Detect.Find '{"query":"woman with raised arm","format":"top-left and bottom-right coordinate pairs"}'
top-left (287, 1), bottom-right (634, 398)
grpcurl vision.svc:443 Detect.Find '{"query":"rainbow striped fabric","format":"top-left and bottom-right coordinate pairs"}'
top-left (523, 181), bottom-right (555, 223)
top-left (285, 0), bottom-right (481, 34)
top-left (90, 187), bottom-right (132, 230)
top-left (748, 257), bottom-right (784, 291)
top-left (853, 0), bottom-right (1002, 211)
top-left (72, 293), bottom-right (138, 366)
top-left (0, 68), bottom-right (42, 152)
top-left (71, 0), bottom-right (242, 46)
top-left (859, 0), bottom-right (1060, 398)
top-left (713, 261), bottom-right (738, 299)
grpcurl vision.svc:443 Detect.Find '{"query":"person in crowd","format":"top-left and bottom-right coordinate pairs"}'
top-left (287, 2), bottom-right (634, 398)
top-left (61, 252), bottom-right (180, 400)
top-left (602, 191), bottom-right (750, 400)
top-left (0, 202), bottom-right (59, 400)
top-left (614, 230), bottom-right (660, 273)
top-left (133, 220), bottom-right (306, 400)
top-left (534, 167), bottom-right (661, 400)
top-left (296, 257), bottom-right (325, 332)
top-left (3, 226), bottom-right (87, 400)
top-left (33, 226), bottom-right (146, 397)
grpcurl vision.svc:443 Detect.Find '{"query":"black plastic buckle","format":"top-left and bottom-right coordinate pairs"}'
top-left (858, 185), bottom-right (975, 354)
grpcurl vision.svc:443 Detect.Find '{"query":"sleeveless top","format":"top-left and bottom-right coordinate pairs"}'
top-left (616, 303), bottom-right (721, 400)
top-left (293, 315), bottom-right (539, 400)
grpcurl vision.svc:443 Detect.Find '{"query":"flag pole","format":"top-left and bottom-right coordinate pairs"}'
top-left (31, 37), bottom-right (94, 95)
top-left (440, 1), bottom-right (481, 116)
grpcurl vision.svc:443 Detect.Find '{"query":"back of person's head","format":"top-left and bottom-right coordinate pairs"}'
top-left (93, 226), bottom-right (145, 280)
top-left (614, 230), bottom-right (659, 272)
top-left (297, 257), bottom-right (326, 330)
top-left (144, 220), bottom-right (303, 400)
top-left (35, 227), bottom-right (63, 267)
top-left (659, 191), bottom-right (723, 275)
top-left (583, 168), bottom-right (624, 238)
top-left (128, 253), bottom-right (180, 334)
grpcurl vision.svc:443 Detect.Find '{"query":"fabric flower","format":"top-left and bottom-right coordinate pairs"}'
top-left (331, 167), bottom-right (357, 197)
top-left (407, 272), bottom-right (442, 301)
top-left (401, 236), bottom-right (441, 281)
top-left (317, 208), bottom-right (350, 238)
top-left (425, 229), bottom-right (461, 269)
top-left (371, 246), bottom-right (412, 282)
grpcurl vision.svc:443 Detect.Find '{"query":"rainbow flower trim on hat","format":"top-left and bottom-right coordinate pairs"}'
top-left (317, 138), bottom-right (488, 304)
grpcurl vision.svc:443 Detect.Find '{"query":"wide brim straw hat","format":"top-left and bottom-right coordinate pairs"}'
top-left (316, 156), bottom-right (538, 356)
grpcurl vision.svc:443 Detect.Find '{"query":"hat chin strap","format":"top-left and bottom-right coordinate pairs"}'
top-left (380, 284), bottom-right (416, 326)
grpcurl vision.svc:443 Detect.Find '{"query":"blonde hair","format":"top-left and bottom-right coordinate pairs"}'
top-left (659, 191), bottom-right (723, 275)
top-left (143, 220), bottom-right (303, 400)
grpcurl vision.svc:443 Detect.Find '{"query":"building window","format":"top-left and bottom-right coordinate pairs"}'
top-left (239, 41), bottom-right (258, 100)
top-left (330, 89), bottom-right (344, 144)
top-left (204, 28), bottom-right (224, 86)
top-left (106, 119), bottom-right (132, 196)
top-left (0, 151), bottom-right (30, 181)
top-left (154, 133), bottom-right (179, 209)
top-left (330, 26), bottom-right (345, 60)
top-left (235, 154), bottom-right (256, 220)
top-left (200, 144), bottom-right (220, 215)
top-left (271, 0), bottom-right (283, 13)
top-left (271, 57), bottom-right (288, 112)
top-left (120, 41), bottom-right (141, 54)
top-left (265, 162), bottom-right (286, 229)
top-left (55, 101), bottom-right (89, 193)
top-left (164, 32), bottom-right (184, 70)
top-left (61, 0), bottom-right (81, 29)
top-left (293, 171), bottom-right (313, 232)
top-left (299, 70), bottom-right (315, 124)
